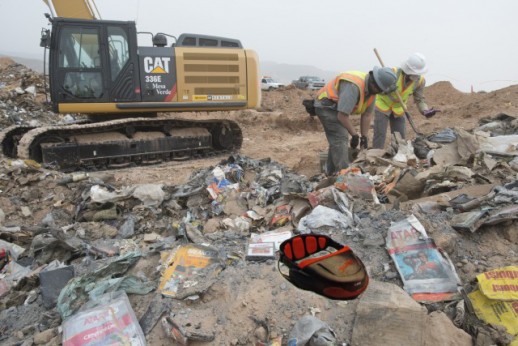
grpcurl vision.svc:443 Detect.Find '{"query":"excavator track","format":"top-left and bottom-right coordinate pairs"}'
top-left (10, 117), bottom-right (242, 171)
top-left (0, 119), bottom-right (91, 160)
top-left (0, 125), bottom-right (37, 159)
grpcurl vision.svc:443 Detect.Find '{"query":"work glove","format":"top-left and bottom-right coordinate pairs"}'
top-left (423, 108), bottom-right (441, 118)
top-left (350, 134), bottom-right (360, 149)
top-left (360, 135), bottom-right (368, 149)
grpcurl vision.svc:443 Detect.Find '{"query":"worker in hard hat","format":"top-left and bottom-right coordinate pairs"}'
top-left (372, 52), bottom-right (441, 149)
top-left (315, 66), bottom-right (397, 175)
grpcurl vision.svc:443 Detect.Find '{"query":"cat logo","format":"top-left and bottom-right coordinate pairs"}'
top-left (143, 57), bottom-right (171, 74)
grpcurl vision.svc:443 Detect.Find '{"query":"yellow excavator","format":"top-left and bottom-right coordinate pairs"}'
top-left (0, 0), bottom-right (260, 170)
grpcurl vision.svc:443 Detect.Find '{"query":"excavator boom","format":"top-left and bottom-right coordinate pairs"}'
top-left (42, 0), bottom-right (100, 19)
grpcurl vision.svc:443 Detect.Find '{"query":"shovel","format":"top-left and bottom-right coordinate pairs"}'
top-left (373, 48), bottom-right (424, 137)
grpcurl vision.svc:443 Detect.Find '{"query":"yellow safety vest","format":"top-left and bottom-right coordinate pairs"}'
top-left (317, 71), bottom-right (374, 115)
top-left (375, 68), bottom-right (424, 116)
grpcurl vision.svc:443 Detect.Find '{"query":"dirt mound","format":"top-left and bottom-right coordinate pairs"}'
top-left (432, 81), bottom-right (518, 118)
top-left (0, 56), bottom-right (16, 70)
top-left (259, 85), bottom-right (315, 115)
top-left (425, 81), bottom-right (468, 104)
top-left (385, 81), bottom-right (518, 137)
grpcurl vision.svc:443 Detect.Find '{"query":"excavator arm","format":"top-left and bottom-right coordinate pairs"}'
top-left (42, 0), bottom-right (100, 19)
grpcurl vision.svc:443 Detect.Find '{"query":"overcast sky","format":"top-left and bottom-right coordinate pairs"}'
top-left (1, 0), bottom-right (517, 92)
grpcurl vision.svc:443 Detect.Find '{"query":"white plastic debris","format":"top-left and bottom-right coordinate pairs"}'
top-left (89, 185), bottom-right (134, 203)
top-left (297, 205), bottom-right (354, 234)
top-left (24, 85), bottom-right (36, 96)
top-left (132, 184), bottom-right (165, 207)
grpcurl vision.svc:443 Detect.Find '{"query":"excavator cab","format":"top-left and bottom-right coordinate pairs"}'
top-left (46, 17), bottom-right (140, 111)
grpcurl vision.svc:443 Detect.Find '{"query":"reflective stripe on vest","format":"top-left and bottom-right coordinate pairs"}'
top-left (375, 68), bottom-right (424, 116)
top-left (317, 71), bottom-right (375, 115)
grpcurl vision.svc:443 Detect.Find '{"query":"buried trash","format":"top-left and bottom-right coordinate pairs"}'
top-left (467, 265), bottom-right (518, 345)
top-left (39, 261), bottom-right (75, 309)
top-left (450, 210), bottom-right (489, 233)
top-left (62, 291), bottom-right (146, 346)
top-left (0, 239), bottom-right (25, 260)
top-left (287, 315), bottom-right (336, 346)
top-left (451, 202), bottom-right (518, 233)
top-left (297, 205), bottom-right (354, 235)
top-left (57, 251), bottom-right (154, 319)
top-left (161, 309), bottom-right (216, 344)
top-left (386, 215), bottom-right (461, 302)
top-left (250, 227), bottom-right (293, 250)
top-left (307, 185), bottom-right (351, 214)
top-left (468, 289), bottom-right (518, 346)
top-left (270, 204), bottom-right (292, 227)
top-left (245, 242), bottom-right (276, 262)
top-left (158, 244), bottom-right (223, 299)
top-left (334, 167), bottom-right (379, 202)
top-left (475, 266), bottom-right (518, 301)
top-left (427, 127), bottom-right (457, 143)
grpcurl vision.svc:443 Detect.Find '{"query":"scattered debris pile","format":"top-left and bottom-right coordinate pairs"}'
top-left (0, 147), bottom-right (516, 344)
top-left (0, 59), bottom-right (517, 345)
top-left (0, 57), bottom-right (62, 128)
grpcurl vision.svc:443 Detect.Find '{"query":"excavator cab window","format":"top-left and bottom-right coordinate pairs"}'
top-left (176, 34), bottom-right (243, 48)
top-left (58, 27), bottom-right (103, 98)
top-left (180, 37), bottom-right (196, 46)
top-left (221, 40), bottom-right (240, 48)
top-left (107, 26), bottom-right (129, 81)
top-left (59, 27), bottom-right (100, 68)
top-left (199, 38), bottom-right (218, 47)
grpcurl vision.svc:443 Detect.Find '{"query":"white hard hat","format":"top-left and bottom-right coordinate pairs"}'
top-left (401, 52), bottom-right (428, 75)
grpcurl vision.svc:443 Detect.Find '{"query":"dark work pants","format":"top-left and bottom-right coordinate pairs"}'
top-left (316, 107), bottom-right (349, 175)
top-left (372, 110), bottom-right (406, 149)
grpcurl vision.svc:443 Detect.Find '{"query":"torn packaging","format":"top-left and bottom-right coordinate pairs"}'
top-left (386, 215), bottom-right (461, 302)
top-left (246, 242), bottom-right (275, 261)
top-left (270, 204), bottom-right (292, 227)
top-left (279, 234), bottom-right (368, 300)
top-left (476, 266), bottom-right (518, 301)
top-left (159, 244), bottom-right (223, 299)
top-left (451, 204), bottom-right (518, 233)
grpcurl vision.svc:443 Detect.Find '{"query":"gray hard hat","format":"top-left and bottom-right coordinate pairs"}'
top-left (372, 66), bottom-right (397, 93)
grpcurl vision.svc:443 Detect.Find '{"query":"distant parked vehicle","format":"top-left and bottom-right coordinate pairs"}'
top-left (292, 76), bottom-right (325, 90)
top-left (261, 76), bottom-right (285, 91)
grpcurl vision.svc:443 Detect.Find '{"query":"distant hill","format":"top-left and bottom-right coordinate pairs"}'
top-left (0, 54), bottom-right (44, 73)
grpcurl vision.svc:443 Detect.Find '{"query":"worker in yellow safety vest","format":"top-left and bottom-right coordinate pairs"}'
top-left (373, 52), bottom-right (441, 149)
top-left (314, 67), bottom-right (397, 175)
